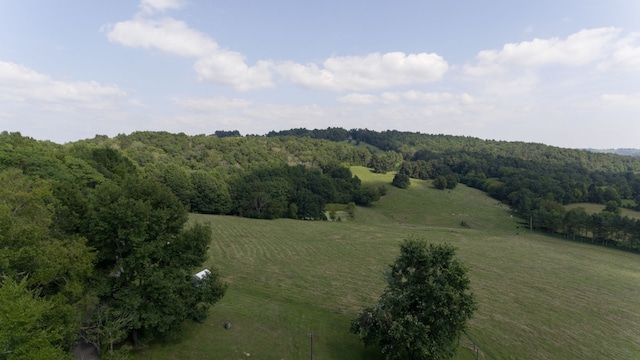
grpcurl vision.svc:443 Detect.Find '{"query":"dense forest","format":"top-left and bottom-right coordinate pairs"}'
top-left (2, 127), bottom-right (640, 357)
top-left (270, 128), bottom-right (640, 247)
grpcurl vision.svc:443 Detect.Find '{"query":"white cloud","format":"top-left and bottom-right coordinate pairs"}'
top-left (278, 52), bottom-right (448, 91)
top-left (400, 90), bottom-right (455, 103)
top-left (107, 2), bottom-right (447, 92)
top-left (599, 93), bottom-right (640, 107)
top-left (464, 27), bottom-right (620, 76)
top-left (338, 90), bottom-right (456, 105)
top-left (337, 93), bottom-right (378, 105)
top-left (104, 13), bottom-right (274, 90)
top-left (173, 96), bottom-right (252, 112)
top-left (194, 56), bottom-right (273, 91)
top-left (597, 32), bottom-right (640, 72)
top-left (140, 0), bottom-right (186, 14)
top-left (0, 61), bottom-right (127, 108)
top-left (242, 103), bottom-right (329, 122)
top-left (104, 17), bottom-right (217, 58)
top-left (479, 74), bottom-right (539, 98)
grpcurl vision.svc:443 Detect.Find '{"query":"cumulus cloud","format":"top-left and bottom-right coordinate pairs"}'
top-left (464, 27), bottom-right (620, 76)
top-left (194, 56), bottom-right (273, 91)
top-left (103, 4), bottom-right (274, 91)
top-left (0, 61), bottom-right (127, 108)
top-left (105, 17), bottom-right (217, 58)
top-left (336, 90), bottom-right (493, 126)
top-left (338, 90), bottom-right (455, 105)
top-left (173, 96), bottom-right (252, 112)
top-left (107, 1), bottom-right (450, 92)
top-left (336, 93), bottom-right (379, 105)
top-left (599, 93), bottom-right (640, 107)
top-left (597, 32), bottom-right (640, 72)
top-left (277, 52), bottom-right (448, 91)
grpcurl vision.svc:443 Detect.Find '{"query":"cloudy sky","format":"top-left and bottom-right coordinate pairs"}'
top-left (1, 0), bottom-right (639, 148)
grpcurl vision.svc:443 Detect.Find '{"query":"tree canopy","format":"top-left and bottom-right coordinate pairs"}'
top-left (351, 238), bottom-right (476, 360)
top-left (81, 176), bottom-right (227, 348)
top-left (3, 127), bottom-right (640, 356)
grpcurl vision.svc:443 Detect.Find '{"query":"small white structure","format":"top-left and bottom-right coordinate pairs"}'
top-left (193, 269), bottom-right (211, 280)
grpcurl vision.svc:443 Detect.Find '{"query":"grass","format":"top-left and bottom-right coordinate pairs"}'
top-left (133, 168), bottom-right (640, 359)
top-left (566, 202), bottom-right (640, 220)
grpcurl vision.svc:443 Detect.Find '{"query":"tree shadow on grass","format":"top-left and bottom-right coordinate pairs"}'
top-left (321, 336), bottom-right (385, 360)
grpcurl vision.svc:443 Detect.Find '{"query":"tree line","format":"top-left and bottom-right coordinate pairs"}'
top-left (268, 127), bottom-right (640, 251)
top-left (3, 126), bottom-right (640, 357)
top-left (0, 130), bottom-right (386, 358)
top-left (0, 132), bottom-right (227, 358)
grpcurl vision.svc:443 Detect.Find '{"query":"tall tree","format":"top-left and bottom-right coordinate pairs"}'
top-left (0, 278), bottom-right (70, 360)
top-left (0, 169), bottom-right (94, 352)
top-left (351, 238), bottom-right (476, 360)
top-left (83, 176), bottom-right (226, 349)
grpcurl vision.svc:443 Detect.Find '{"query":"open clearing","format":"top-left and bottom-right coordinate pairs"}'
top-left (134, 168), bottom-right (640, 359)
top-left (566, 202), bottom-right (640, 220)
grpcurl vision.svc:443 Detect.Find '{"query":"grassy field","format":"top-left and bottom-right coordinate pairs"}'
top-left (566, 202), bottom-right (640, 219)
top-left (133, 167), bottom-right (640, 359)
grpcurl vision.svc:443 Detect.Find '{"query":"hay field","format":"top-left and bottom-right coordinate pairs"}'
top-left (134, 169), bottom-right (640, 359)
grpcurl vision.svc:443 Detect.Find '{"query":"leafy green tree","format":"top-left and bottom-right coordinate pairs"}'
top-left (0, 169), bottom-right (94, 350)
top-left (85, 147), bottom-right (138, 181)
top-left (563, 207), bottom-right (589, 240)
top-left (351, 238), bottom-right (476, 360)
top-left (433, 175), bottom-right (448, 190)
top-left (83, 176), bottom-right (226, 347)
top-left (392, 173), bottom-right (411, 189)
top-left (445, 174), bottom-right (458, 189)
top-left (0, 278), bottom-right (70, 360)
top-left (532, 199), bottom-right (566, 233)
top-left (353, 184), bottom-right (381, 206)
top-left (603, 187), bottom-right (621, 205)
top-left (156, 163), bottom-right (194, 208)
top-left (603, 200), bottom-right (621, 215)
top-left (190, 170), bottom-right (232, 214)
top-left (370, 152), bottom-right (398, 174)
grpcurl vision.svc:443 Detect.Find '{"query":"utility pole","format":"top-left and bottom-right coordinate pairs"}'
top-left (308, 332), bottom-right (313, 360)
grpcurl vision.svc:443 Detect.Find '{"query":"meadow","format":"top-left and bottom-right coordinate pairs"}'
top-left (566, 202), bottom-right (640, 219)
top-left (133, 167), bottom-right (640, 359)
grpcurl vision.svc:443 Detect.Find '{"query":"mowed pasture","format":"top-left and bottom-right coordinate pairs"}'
top-left (134, 167), bottom-right (640, 359)
top-left (566, 202), bottom-right (640, 220)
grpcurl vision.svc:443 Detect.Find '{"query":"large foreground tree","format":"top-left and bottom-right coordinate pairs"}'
top-left (350, 238), bottom-right (476, 360)
top-left (83, 176), bottom-right (226, 350)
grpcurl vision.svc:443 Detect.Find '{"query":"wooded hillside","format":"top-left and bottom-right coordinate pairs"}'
top-left (2, 127), bottom-right (640, 357)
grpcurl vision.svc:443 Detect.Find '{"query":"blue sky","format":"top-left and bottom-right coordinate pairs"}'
top-left (1, 0), bottom-right (639, 148)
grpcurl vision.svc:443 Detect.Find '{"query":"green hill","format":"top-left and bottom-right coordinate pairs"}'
top-left (3, 130), bottom-right (640, 359)
top-left (132, 172), bottom-right (640, 359)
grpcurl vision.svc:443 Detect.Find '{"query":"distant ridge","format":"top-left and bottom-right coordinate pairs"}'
top-left (588, 148), bottom-right (640, 158)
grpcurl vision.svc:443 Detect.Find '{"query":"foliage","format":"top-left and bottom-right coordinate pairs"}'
top-left (82, 176), bottom-right (226, 348)
top-left (70, 128), bottom-right (640, 250)
top-left (351, 238), bottom-right (476, 360)
top-left (0, 278), bottom-right (71, 360)
top-left (0, 169), bottom-right (94, 350)
top-left (190, 170), bottom-right (232, 214)
top-left (5, 128), bottom-right (640, 357)
top-left (228, 163), bottom-right (367, 219)
top-left (392, 173), bottom-right (411, 189)
top-left (135, 176), bottom-right (640, 360)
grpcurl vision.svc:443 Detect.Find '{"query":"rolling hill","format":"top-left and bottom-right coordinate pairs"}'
top-left (132, 169), bottom-right (640, 359)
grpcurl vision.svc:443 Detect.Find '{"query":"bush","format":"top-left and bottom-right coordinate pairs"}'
top-left (392, 173), bottom-right (411, 189)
